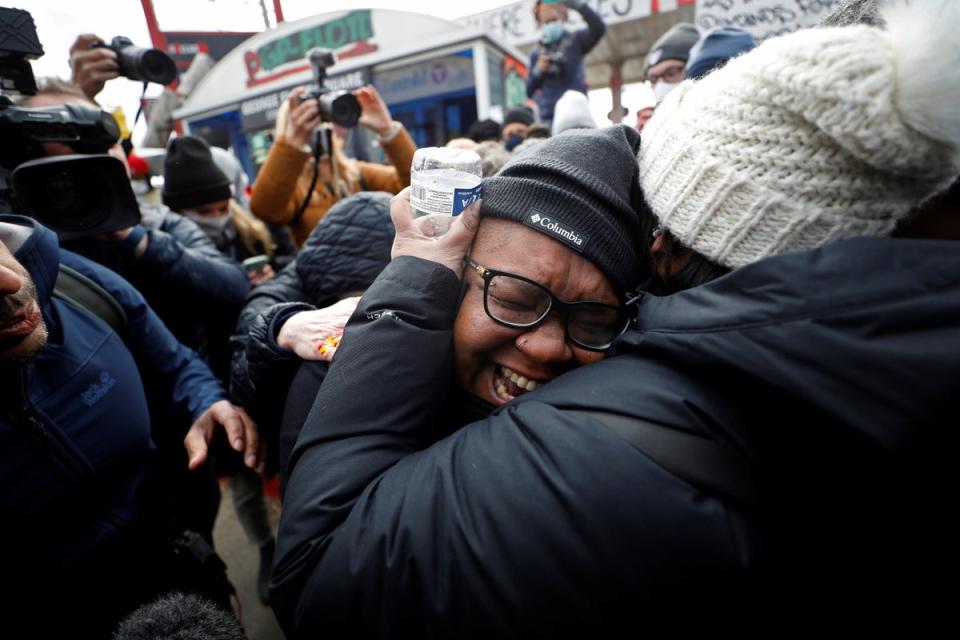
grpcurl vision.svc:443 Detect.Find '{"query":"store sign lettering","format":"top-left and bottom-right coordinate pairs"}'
top-left (243, 10), bottom-right (377, 87)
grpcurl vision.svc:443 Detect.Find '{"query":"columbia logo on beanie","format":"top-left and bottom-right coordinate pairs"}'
top-left (481, 125), bottom-right (646, 295)
top-left (524, 210), bottom-right (589, 252)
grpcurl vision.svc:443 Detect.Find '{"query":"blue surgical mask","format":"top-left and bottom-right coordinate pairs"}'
top-left (505, 134), bottom-right (524, 152)
top-left (541, 21), bottom-right (565, 45)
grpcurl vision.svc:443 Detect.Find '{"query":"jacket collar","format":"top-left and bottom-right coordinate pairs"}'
top-left (628, 237), bottom-right (959, 336)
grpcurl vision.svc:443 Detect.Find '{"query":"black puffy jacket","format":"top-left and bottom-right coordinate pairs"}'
top-left (230, 193), bottom-right (394, 457)
top-left (273, 238), bottom-right (959, 637)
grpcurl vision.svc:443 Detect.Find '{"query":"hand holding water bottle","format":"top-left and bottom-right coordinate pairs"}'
top-left (409, 147), bottom-right (483, 237)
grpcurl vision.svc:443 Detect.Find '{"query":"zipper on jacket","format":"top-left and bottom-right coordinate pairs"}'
top-left (17, 366), bottom-right (91, 482)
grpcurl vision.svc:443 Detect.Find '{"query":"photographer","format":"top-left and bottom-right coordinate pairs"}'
top-left (526, 0), bottom-right (606, 127)
top-left (249, 84), bottom-right (415, 247)
top-left (26, 79), bottom-right (250, 375)
top-left (23, 79), bottom-right (252, 546)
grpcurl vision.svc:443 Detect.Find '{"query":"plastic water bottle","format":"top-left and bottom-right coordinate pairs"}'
top-left (410, 147), bottom-right (482, 235)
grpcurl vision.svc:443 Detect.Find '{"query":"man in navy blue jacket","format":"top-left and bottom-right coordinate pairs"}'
top-left (0, 215), bottom-right (260, 636)
top-left (526, 0), bottom-right (605, 125)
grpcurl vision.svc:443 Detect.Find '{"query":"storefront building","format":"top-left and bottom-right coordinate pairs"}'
top-left (175, 9), bottom-right (528, 178)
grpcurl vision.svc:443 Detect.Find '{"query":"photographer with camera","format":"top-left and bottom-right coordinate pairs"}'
top-left (69, 33), bottom-right (177, 102)
top-left (526, 0), bottom-right (606, 127)
top-left (26, 78), bottom-right (250, 376)
top-left (250, 57), bottom-right (415, 247)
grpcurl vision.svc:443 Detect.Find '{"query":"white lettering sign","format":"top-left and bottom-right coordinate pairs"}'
top-left (458, 1), bottom-right (660, 48)
top-left (694, 0), bottom-right (844, 41)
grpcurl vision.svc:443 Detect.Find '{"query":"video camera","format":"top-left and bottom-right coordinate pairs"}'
top-left (0, 7), bottom-right (140, 240)
top-left (93, 36), bottom-right (177, 85)
top-left (299, 48), bottom-right (361, 129)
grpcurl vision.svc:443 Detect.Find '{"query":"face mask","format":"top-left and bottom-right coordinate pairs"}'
top-left (541, 21), bottom-right (564, 45)
top-left (185, 211), bottom-right (232, 244)
top-left (653, 81), bottom-right (681, 105)
top-left (505, 135), bottom-right (524, 152)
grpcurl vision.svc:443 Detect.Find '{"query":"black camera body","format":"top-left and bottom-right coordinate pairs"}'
top-left (540, 49), bottom-right (566, 78)
top-left (0, 8), bottom-right (140, 240)
top-left (299, 48), bottom-right (361, 129)
top-left (94, 36), bottom-right (177, 85)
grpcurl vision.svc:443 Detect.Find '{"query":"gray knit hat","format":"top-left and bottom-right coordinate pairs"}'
top-left (481, 125), bottom-right (647, 296)
top-left (645, 23), bottom-right (700, 72)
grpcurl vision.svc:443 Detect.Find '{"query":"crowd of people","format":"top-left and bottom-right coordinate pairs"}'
top-left (1, 0), bottom-right (957, 637)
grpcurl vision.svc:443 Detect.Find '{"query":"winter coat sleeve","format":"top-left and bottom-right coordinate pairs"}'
top-left (356, 125), bottom-right (416, 193)
top-left (135, 211), bottom-right (250, 311)
top-left (59, 250), bottom-right (226, 424)
top-left (230, 260), bottom-right (311, 413)
top-left (527, 48), bottom-right (544, 96)
top-left (272, 256), bottom-right (752, 638)
top-left (249, 137), bottom-right (312, 226)
top-left (573, 3), bottom-right (606, 54)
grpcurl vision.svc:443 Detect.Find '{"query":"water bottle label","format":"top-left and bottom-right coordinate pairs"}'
top-left (411, 180), bottom-right (482, 216)
top-left (451, 184), bottom-right (482, 215)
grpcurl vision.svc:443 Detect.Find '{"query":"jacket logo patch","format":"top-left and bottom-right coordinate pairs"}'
top-left (523, 209), bottom-right (589, 253)
top-left (81, 371), bottom-right (117, 407)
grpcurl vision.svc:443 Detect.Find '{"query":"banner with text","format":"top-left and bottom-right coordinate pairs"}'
top-left (694, 0), bottom-right (844, 41)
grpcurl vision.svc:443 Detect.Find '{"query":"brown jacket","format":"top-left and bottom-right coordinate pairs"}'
top-left (250, 125), bottom-right (415, 247)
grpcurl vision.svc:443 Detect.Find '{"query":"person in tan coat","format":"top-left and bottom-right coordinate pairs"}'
top-left (250, 85), bottom-right (415, 247)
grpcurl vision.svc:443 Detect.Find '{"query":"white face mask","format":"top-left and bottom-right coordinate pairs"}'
top-left (653, 81), bottom-right (681, 105)
top-left (185, 211), bottom-right (233, 244)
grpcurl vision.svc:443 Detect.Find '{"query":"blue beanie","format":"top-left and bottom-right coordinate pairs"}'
top-left (684, 27), bottom-right (756, 80)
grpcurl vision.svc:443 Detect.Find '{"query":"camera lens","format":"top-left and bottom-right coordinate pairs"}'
top-left (324, 92), bottom-right (361, 128)
top-left (139, 48), bottom-right (177, 84)
top-left (32, 164), bottom-right (112, 233)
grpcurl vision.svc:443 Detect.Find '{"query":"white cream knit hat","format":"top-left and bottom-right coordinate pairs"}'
top-left (638, 0), bottom-right (960, 268)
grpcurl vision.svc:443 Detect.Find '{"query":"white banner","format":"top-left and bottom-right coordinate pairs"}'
top-left (694, 0), bottom-right (844, 41)
top-left (458, 1), bottom-right (667, 47)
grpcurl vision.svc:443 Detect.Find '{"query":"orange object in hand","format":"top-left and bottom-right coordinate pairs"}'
top-left (317, 334), bottom-right (342, 361)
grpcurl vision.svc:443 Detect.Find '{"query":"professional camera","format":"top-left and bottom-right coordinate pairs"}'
top-left (93, 36), bottom-right (177, 85)
top-left (0, 8), bottom-right (140, 240)
top-left (299, 48), bottom-right (361, 128)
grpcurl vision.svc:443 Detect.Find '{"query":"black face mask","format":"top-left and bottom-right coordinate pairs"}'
top-left (505, 134), bottom-right (525, 152)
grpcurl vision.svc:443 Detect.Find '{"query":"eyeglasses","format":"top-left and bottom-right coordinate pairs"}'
top-left (647, 62), bottom-right (685, 85)
top-left (467, 259), bottom-right (631, 351)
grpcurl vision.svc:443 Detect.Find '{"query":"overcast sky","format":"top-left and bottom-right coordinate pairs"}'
top-left (21, 0), bottom-right (648, 142)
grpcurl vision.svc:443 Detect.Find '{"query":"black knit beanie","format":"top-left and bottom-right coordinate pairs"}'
top-left (162, 136), bottom-right (232, 211)
top-left (503, 106), bottom-right (535, 127)
top-left (645, 23), bottom-right (700, 71)
top-left (481, 125), bottom-right (649, 296)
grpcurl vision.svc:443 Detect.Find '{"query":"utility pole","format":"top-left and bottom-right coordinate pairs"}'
top-left (258, 0), bottom-right (271, 30)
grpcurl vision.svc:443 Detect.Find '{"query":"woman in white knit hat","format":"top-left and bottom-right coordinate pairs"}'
top-left (637, 0), bottom-right (960, 292)
top-left (272, 1), bottom-right (959, 634)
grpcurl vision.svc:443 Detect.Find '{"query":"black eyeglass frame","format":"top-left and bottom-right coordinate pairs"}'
top-left (467, 258), bottom-right (631, 352)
